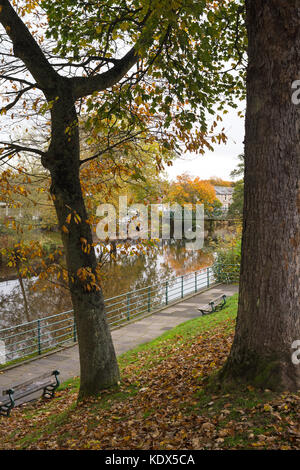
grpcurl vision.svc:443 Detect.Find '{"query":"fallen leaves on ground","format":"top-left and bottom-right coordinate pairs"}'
top-left (0, 317), bottom-right (299, 450)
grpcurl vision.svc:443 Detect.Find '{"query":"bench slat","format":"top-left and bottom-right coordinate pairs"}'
top-left (0, 370), bottom-right (60, 417)
top-left (198, 294), bottom-right (226, 315)
top-left (9, 380), bottom-right (54, 401)
top-left (1, 371), bottom-right (56, 395)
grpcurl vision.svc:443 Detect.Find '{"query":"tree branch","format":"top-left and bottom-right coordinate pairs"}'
top-left (79, 130), bottom-right (144, 166)
top-left (0, 74), bottom-right (38, 88)
top-left (0, 85), bottom-right (33, 113)
top-left (0, 0), bottom-right (58, 90)
top-left (0, 141), bottom-right (45, 157)
top-left (72, 47), bottom-right (138, 99)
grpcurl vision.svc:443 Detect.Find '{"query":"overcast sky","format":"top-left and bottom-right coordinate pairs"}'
top-left (165, 105), bottom-right (245, 182)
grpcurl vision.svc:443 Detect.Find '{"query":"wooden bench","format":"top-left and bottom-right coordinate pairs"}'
top-left (0, 370), bottom-right (60, 417)
top-left (198, 294), bottom-right (227, 315)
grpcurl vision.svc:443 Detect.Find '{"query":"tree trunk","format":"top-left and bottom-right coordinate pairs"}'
top-left (207, 220), bottom-right (214, 239)
top-left (43, 82), bottom-right (119, 399)
top-left (16, 265), bottom-right (30, 323)
top-left (220, 0), bottom-right (300, 391)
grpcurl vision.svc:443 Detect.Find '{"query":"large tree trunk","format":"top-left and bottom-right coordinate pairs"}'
top-left (220, 0), bottom-right (300, 391)
top-left (43, 82), bottom-right (119, 399)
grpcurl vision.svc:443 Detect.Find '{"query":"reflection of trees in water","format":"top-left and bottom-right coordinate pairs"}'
top-left (101, 251), bottom-right (173, 298)
top-left (0, 279), bottom-right (72, 330)
top-left (102, 241), bottom-right (215, 324)
top-left (0, 280), bottom-right (73, 360)
top-left (0, 241), bottom-right (215, 329)
top-left (162, 240), bottom-right (214, 276)
top-left (101, 240), bottom-right (214, 299)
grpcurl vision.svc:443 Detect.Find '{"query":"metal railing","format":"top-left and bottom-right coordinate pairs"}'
top-left (0, 263), bottom-right (239, 365)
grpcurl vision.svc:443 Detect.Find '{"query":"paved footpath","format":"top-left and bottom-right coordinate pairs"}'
top-left (0, 284), bottom-right (238, 395)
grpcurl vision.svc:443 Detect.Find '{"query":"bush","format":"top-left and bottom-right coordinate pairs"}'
top-left (212, 238), bottom-right (241, 283)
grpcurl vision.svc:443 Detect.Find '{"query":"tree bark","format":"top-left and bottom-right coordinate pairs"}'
top-left (220, 0), bottom-right (300, 391)
top-left (43, 82), bottom-right (119, 399)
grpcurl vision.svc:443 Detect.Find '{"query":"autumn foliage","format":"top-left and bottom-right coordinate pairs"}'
top-left (1, 295), bottom-right (299, 450)
top-left (165, 174), bottom-right (222, 214)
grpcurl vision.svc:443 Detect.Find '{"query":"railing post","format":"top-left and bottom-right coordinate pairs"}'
top-left (165, 281), bottom-right (168, 305)
top-left (148, 286), bottom-right (151, 312)
top-left (207, 267), bottom-right (210, 288)
top-left (0, 340), bottom-right (5, 365)
top-left (217, 264), bottom-right (220, 283)
top-left (73, 317), bottom-right (77, 343)
top-left (37, 320), bottom-right (41, 355)
top-left (127, 293), bottom-right (130, 321)
top-left (181, 275), bottom-right (184, 298)
top-left (195, 271), bottom-right (197, 293)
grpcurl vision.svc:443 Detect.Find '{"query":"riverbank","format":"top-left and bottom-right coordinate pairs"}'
top-left (0, 284), bottom-right (238, 392)
top-left (1, 291), bottom-right (298, 451)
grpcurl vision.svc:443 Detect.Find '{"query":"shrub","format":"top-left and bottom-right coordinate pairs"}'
top-left (213, 238), bottom-right (241, 283)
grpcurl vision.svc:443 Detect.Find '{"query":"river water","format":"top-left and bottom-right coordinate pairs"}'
top-left (0, 238), bottom-right (222, 363)
top-left (0, 240), bottom-right (216, 331)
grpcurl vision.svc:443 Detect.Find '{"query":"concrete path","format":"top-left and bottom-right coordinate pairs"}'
top-left (0, 284), bottom-right (238, 396)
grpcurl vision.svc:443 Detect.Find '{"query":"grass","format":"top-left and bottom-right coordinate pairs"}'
top-left (0, 293), bottom-right (299, 450)
top-left (118, 294), bottom-right (238, 371)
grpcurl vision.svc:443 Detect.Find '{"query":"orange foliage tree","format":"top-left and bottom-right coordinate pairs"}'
top-left (165, 174), bottom-right (222, 215)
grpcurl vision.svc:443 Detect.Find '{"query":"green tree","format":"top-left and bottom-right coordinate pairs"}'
top-left (230, 154), bottom-right (244, 180)
top-left (227, 179), bottom-right (244, 219)
top-left (0, 0), bottom-right (245, 398)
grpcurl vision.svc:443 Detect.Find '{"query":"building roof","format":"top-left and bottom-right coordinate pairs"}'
top-left (214, 186), bottom-right (233, 195)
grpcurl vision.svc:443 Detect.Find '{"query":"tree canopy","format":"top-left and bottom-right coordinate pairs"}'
top-left (165, 173), bottom-right (222, 215)
top-left (0, 0), bottom-right (246, 164)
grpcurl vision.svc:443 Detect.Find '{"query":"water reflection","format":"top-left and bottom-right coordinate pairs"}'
top-left (0, 241), bottom-right (215, 362)
top-left (0, 278), bottom-right (71, 330)
top-left (100, 240), bottom-right (214, 298)
top-left (0, 241), bottom-right (214, 330)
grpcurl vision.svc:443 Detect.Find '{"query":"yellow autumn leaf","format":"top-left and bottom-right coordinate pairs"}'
top-left (74, 213), bottom-right (81, 224)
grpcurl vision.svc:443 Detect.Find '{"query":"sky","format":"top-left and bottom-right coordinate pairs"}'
top-left (165, 105), bottom-right (245, 182)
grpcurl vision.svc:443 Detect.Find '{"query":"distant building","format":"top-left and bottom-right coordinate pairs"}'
top-left (214, 186), bottom-right (234, 211)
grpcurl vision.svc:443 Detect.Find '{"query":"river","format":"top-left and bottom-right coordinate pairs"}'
top-left (0, 239), bottom-right (218, 332)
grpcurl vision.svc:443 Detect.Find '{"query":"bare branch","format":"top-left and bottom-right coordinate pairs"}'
top-left (0, 85), bottom-right (33, 112)
top-left (72, 47), bottom-right (138, 99)
top-left (0, 0), bottom-right (58, 90)
top-left (79, 130), bottom-right (144, 166)
top-left (0, 73), bottom-right (38, 88)
top-left (0, 141), bottom-right (45, 157)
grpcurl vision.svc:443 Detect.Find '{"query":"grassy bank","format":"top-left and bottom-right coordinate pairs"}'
top-left (0, 293), bottom-right (299, 450)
